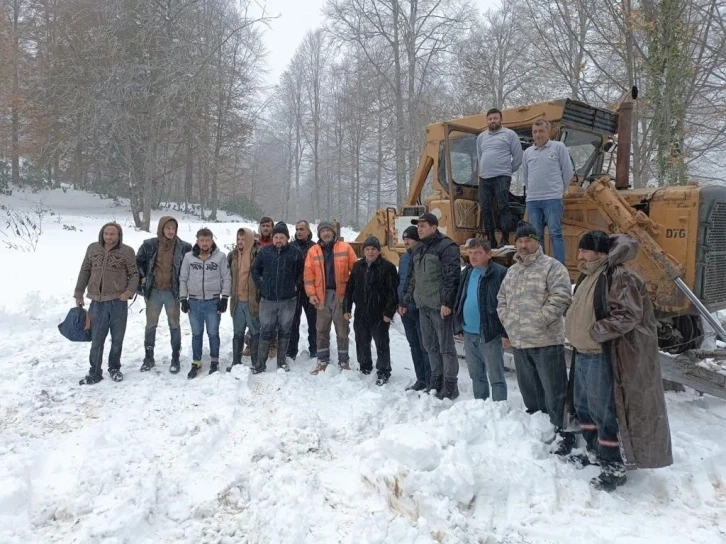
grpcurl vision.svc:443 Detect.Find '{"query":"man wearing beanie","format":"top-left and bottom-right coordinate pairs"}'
top-left (343, 236), bottom-right (398, 385)
top-left (401, 213), bottom-right (461, 400)
top-left (565, 230), bottom-right (672, 491)
top-left (251, 221), bottom-right (304, 372)
top-left (497, 221), bottom-right (574, 453)
top-left (398, 226), bottom-right (431, 391)
top-left (304, 221), bottom-right (358, 373)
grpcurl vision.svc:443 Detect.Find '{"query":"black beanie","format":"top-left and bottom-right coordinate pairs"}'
top-left (272, 221), bottom-right (289, 238)
top-left (363, 235), bottom-right (381, 251)
top-left (578, 230), bottom-right (611, 254)
top-left (402, 226), bottom-right (419, 241)
top-left (514, 221), bottom-right (540, 241)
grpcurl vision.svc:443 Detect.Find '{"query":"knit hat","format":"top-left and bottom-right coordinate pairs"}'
top-left (272, 221), bottom-right (289, 238)
top-left (514, 221), bottom-right (540, 241)
top-left (402, 226), bottom-right (419, 241)
top-left (578, 230), bottom-right (611, 254)
top-left (317, 221), bottom-right (336, 236)
top-left (363, 235), bottom-right (381, 251)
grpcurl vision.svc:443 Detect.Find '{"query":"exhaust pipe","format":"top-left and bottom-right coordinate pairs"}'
top-left (615, 86), bottom-right (638, 190)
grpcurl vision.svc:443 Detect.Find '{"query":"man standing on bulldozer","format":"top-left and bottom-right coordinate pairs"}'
top-left (476, 107), bottom-right (523, 248)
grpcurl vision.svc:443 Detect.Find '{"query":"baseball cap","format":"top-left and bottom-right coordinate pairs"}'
top-left (411, 212), bottom-right (439, 226)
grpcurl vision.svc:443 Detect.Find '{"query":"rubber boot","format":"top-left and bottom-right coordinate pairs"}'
top-left (427, 375), bottom-right (443, 395)
top-left (227, 337), bottom-right (243, 372)
top-left (170, 351), bottom-right (180, 374)
top-left (140, 346), bottom-right (155, 372)
top-left (253, 338), bottom-right (268, 374)
top-left (277, 338), bottom-right (290, 371)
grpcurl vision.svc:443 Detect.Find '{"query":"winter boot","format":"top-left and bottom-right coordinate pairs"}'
top-left (427, 375), bottom-right (443, 395)
top-left (552, 429), bottom-right (576, 456)
top-left (339, 362), bottom-right (351, 371)
top-left (227, 337), bottom-right (243, 372)
top-left (486, 230), bottom-right (498, 249)
top-left (209, 361), bottom-right (219, 375)
top-left (170, 351), bottom-right (181, 374)
top-left (566, 448), bottom-right (599, 469)
top-left (79, 373), bottom-right (103, 386)
top-left (311, 362), bottom-right (328, 375)
top-left (109, 369), bottom-right (124, 382)
top-left (256, 339), bottom-right (270, 373)
top-left (406, 380), bottom-right (428, 392)
top-left (188, 362), bottom-right (201, 380)
top-left (140, 346), bottom-right (155, 372)
top-left (277, 338), bottom-right (291, 371)
top-left (375, 373), bottom-right (390, 386)
top-left (360, 367), bottom-right (372, 375)
top-left (590, 461), bottom-right (627, 492)
top-left (499, 231), bottom-right (510, 247)
top-left (437, 378), bottom-right (459, 400)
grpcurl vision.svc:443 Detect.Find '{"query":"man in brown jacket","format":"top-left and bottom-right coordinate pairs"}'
top-left (227, 227), bottom-right (260, 372)
top-left (565, 231), bottom-right (673, 492)
top-left (74, 222), bottom-right (139, 385)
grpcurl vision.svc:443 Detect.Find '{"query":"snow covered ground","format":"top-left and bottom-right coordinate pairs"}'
top-left (1, 188), bottom-right (726, 544)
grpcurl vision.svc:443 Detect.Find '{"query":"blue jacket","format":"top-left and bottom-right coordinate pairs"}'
top-left (397, 250), bottom-right (417, 312)
top-left (454, 262), bottom-right (508, 342)
top-left (252, 243), bottom-right (304, 301)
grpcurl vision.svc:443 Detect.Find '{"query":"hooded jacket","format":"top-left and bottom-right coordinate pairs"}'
top-left (228, 228), bottom-right (261, 316)
top-left (304, 235), bottom-right (357, 301)
top-left (252, 242), bottom-right (304, 301)
top-left (136, 216), bottom-right (192, 299)
top-left (454, 262), bottom-right (508, 342)
top-left (74, 222), bottom-right (139, 302)
top-left (496, 246), bottom-right (571, 349)
top-left (402, 230), bottom-right (461, 310)
top-left (179, 243), bottom-right (231, 300)
top-left (344, 255), bottom-right (399, 321)
top-left (576, 235), bottom-right (673, 469)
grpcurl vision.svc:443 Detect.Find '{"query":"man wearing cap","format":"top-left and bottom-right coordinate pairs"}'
top-left (401, 213), bottom-right (461, 400)
top-left (344, 236), bottom-right (398, 385)
top-left (476, 107), bottom-right (523, 248)
top-left (288, 220), bottom-right (317, 360)
top-left (497, 221), bottom-right (574, 454)
top-left (251, 221), bottom-right (304, 372)
top-left (521, 119), bottom-right (574, 264)
top-left (398, 226), bottom-right (431, 391)
top-left (565, 230), bottom-right (672, 491)
top-left (304, 221), bottom-right (358, 373)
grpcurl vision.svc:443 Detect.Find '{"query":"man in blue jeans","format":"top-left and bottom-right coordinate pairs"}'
top-left (522, 119), bottom-right (574, 264)
top-left (179, 228), bottom-right (231, 379)
top-left (398, 226), bottom-right (430, 391)
top-left (454, 238), bottom-right (508, 401)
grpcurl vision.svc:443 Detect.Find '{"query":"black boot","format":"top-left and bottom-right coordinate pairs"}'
top-left (406, 380), bottom-right (428, 392)
top-left (188, 362), bottom-right (201, 380)
top-left (140, 346), bottom-right (155, 372)
top-left (109, 369), bottom-right (124, 382)
top-left (79, 373), bottom-right (103, 385)
top-left (499, 231), bottom-right (510, 247)
top-left (427, 375), bottom-right (443, 394)
top-left (552, 429), bottom-right (576, 456)
top-left (277, 338), bottom-right (290, 371)
top-left (486, 230), bottom-right (498, 249)
top-left (209, 361), bottom-right (219, 375)
top-left (591, 461), bottom-right (627, 492)
top-left (227, 337), bottom-right (243, 372)
top-left (436, 378), bottom-right (459, 400)
top-left (170, 351), bottom-right (180, 374)
top-left (252, 338), bottom-right (267, 374)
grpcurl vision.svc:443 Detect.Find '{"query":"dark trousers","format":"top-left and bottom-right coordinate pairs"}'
top-left (512, 345), bottom-right (567, 429)
top-left (144, 289), bottom-right (181, 354)
top-left (419, 306), bottom-right (459, 379)
top-left (288, 292), bottom-right (317, 357)
top-left (259, 297), bottom-right (297, 341)
top-left (479, 175), bottom-right (513, 235)
top-left (574, 352), bottom-right (623, 463)
top-left (88, 299), bottom-right (128, 377)
top-left (401, 309), bottom-right (430, 385)
top-left (354, 316), bottom-right (392, 377)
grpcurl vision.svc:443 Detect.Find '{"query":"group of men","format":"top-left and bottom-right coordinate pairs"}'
top-left (477, 108), bottom-right (574, 263)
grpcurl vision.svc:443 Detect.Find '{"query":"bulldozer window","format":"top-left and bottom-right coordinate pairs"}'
top-left (439, 134), bottom-right (479, 188)
top-left (561, 130), bottom-right (602, 178)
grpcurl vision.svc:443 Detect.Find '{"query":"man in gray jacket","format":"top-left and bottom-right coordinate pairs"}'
top-left (521, 119), bottom-right (575, 264)
top-left (476, 108), bottom-right (523, 248)
top-left (179, 228), bottom-right (231, 379)
top-left (497, 221), bottom-right (574, 455)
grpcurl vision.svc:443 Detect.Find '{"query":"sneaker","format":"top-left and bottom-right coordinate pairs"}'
top-left (209, 362), bottom-right (219, 375)
top-left (109, 369), bottom-right (124, 382)
top-left (375, 375), bottom-right (389, 386)
top-left (79, 374), bottom-right (103, 386)
top-left (188, 363), bottom-right (201, 380)
top-left (590, 461), bottom-right (627, 492)
top-left (169, 359), bottom-right (181, 374)
top-left (339, 363), bottom-right (351, 371)
top-left (406, 381), bottom-right (428, 392)
top-left (311, 363), bottom-right (328, 375)
top-left (278, 362), bottom-right (290, 372)
top-left (552, 430), bottom-right (576, 456)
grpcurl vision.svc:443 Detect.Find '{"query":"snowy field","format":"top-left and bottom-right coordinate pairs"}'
top-left (1, 188), bottom-right (726, 544)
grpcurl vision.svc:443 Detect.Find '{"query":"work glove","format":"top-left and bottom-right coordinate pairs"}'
top-left (180, 299), bottom-right (189, 314)
top-left (217, 297), bottom-right (228, 314)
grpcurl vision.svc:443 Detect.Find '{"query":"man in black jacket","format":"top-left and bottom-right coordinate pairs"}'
top-left (251, 222), bottom-right (304, 372)
top-left (400, 213), bottom-right (462, 399)
top-left (344, 236), bottom-right (398, 386)
top-left (136, 216), bottom-right (192, 374)
top-left (288, 220), bottom-right (317, 360)
top-left (454, 238), bottom-right (509, 401)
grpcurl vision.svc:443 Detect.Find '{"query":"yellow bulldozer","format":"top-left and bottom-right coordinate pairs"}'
top-left (353, 90), bottom-right (726, 356)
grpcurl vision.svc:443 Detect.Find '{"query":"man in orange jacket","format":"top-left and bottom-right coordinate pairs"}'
top-left (304, 221), bottom-right (358, 374)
